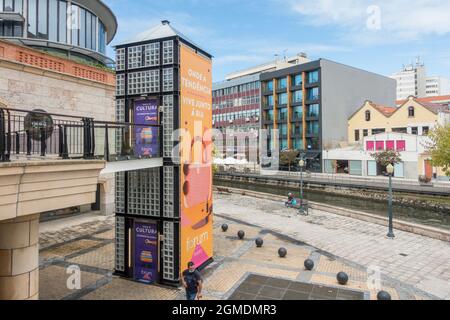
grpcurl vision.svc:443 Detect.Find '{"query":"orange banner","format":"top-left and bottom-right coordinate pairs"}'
top-left (179, 44), bottom-right (213, 271)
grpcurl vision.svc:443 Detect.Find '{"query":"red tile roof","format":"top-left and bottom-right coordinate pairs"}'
top-left (372, 104), bottom-right (397, 116)
top-left (396, 95), bottom-right (450, 106)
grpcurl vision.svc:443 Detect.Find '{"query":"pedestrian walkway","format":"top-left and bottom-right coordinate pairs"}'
top-left (214, 193), bottom-right (450, 300)
top-left (38, 201), bottom-right (445, 300)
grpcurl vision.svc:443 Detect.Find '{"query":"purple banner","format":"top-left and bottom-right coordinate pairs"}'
top-left (134, 221), bottom-right (159, 284)
top-left (134, 99), bottom-right (159, 157)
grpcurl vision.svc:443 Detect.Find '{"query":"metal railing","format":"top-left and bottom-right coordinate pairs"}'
top-left (215, 164), bottom-right (450, 193)
top-left (0, 107), bottom-right (161, 162)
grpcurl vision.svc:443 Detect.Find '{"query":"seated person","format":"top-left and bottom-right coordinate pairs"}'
top-left (286, 193), bottom-right (298, 207)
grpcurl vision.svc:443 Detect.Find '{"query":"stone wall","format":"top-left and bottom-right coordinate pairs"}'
top-left (0, 40), bottom-right (116, 215)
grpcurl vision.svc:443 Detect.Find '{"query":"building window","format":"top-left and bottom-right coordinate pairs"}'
top-left (291, 124), bottom-right (302, 136)
top-left (372, 128), bottom-right (385, 135)
top-left (279, 124), bottom-right (287, 137)
top-left (278, 77), bottom-right (287, 90)
top-left (308, 104), bottom-right (319, 117)
top-left (292, 74), bottom-right (302, 87)
top-left (411, 127), bottom-right (418, 135)
top-left (128, 45), bottom-right (143, 69)
top-left (163, 40), bottom-right (174, 64)
top-left (386, 140), bottom-right (395, 150)
top-left (307, 121), bottom-right (319, 136)
top-left (308, 70), bottom-right (319, 84)
top-left (265, 110), bottom-right (273, 121)
top-left (265, 95), bottom-right (274, 107)
top-left (278, 93), bottom-right (288, 105)
top-left (27, 0), bottom-right (37, 38)
top-left (278, 108), bottom-right (287, 121)
top-left (116, 48), bottom-right (126, 71)
top-left (266, 81), bottom-right (273, 92)
top-left (365, 110), bottom-right (371, 121)
top-left (408, 106), bottom-right (415, 117)
top-left (144, 42), bottom-right (160, 66)
top-left (293, 106), bottom-right (302, 120)
top-left (354, 130), bottom-right (360, 142)
top-left (392, 127), bottom-right (407, 133)
top-left (366, 141), bottom-right (375, 151)
top-left (422, 126), bottom-right (430, 135)
top-left (292, 90), bottom-right (303, 103)
top-left (376, 141), bottom-right (384, 151)
top-left (308, 87), bottom-right (319, 100)
top-left (116, 74), bottom-right (125, 96)
top-left (396, 140), bottom-right (406, 151)
top-left (163, 68), bottom-right (174, 92)
top-left (363, 129), bottom-right (368, 137)
top-left (128, 70), bottom-right (160, 95)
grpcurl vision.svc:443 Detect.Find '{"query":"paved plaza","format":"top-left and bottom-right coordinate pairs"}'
top-left (38, 193), bottom-right (450, 300)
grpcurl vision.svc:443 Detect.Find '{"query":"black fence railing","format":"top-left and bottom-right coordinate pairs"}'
top-left (0, 107), bottom-right (161, 162)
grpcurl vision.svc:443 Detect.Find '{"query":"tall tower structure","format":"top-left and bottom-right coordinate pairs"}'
top-left (114, 20), bottom-right (213, 286)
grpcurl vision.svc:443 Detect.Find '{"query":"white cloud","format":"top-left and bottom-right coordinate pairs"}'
top-left (290, 0), bottom-right (450, 43)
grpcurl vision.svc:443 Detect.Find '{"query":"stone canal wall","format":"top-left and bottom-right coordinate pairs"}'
top-left (214, 174), bottom-right (450, 213)
top-left (213, 186), bottom-right (450, 242)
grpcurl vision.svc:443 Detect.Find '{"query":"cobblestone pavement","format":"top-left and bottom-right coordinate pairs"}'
top-left (214, 193), bottom-right (450, 300)
top-left (38, 194), bottom-right (448, 300)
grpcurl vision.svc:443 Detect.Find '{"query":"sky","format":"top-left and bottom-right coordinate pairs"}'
top-left (104, 0), bottom-right (450, 83)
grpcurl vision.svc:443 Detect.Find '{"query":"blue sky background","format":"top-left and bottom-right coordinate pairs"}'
top-left (104, 0), bottom-right (450, 83)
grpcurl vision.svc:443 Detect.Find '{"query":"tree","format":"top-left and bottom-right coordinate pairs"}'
top-left (370, 150), bottom-right (402, 167)
top-left (426, 124), bottom-right (450, 176)
top-left (280, 149), bottom-right (300, 172)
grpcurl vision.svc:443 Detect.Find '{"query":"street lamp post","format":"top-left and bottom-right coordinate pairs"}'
top-left (299, 158), bottom-right (305, 207)
top-left (386, 164), bottom-right (395, 239)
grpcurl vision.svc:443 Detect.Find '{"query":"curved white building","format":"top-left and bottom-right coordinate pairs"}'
top-left (0, 0), bottom-right (117, 64)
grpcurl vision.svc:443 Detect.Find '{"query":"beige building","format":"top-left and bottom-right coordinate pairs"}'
top-left (348, 96), bottom-right (450, 144)
top-left (0, 40), bottom-right (116, 215)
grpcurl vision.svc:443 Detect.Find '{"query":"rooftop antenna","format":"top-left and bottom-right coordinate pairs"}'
top-left (282, 49), bottom-right (288, 61)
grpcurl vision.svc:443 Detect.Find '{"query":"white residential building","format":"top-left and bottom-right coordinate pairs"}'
top-left (426, 76), bottom-right (450, 97)
top-left (390, 61), bottom-right (426, 100)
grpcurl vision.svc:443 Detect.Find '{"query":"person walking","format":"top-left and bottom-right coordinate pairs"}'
top-left (181, 261), bottom-right (203, 300)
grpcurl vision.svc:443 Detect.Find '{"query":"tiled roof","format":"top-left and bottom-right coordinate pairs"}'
top-left (372, 104), bottom-right (397, 116)
top-left (396, 95), bottom-right (450, 105)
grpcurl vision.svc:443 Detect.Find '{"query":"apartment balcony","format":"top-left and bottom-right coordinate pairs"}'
top-left (0, 107), bottom-right (163, 174)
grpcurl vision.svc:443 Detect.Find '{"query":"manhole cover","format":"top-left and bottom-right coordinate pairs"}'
top-left (228, 274), bottom-right (366, 300)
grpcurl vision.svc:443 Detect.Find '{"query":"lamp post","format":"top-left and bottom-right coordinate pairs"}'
top-left (386, 163), bottom-right (395, 239)
top-left (299, 158), bottom-right (305, 207)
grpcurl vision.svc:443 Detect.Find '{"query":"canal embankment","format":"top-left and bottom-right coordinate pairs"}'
top-left (215, 172), bottom-right (450, 213)
top-left (213, 186), bottom-right (450, 242)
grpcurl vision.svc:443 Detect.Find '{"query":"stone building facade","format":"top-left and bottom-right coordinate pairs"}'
top-left (0, 39), bottom-right (116, 215)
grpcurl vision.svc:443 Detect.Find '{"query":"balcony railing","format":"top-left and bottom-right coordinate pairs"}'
top-left (0, 107), bottom-right (161, 162)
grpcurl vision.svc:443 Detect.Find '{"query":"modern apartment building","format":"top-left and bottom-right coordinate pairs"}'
top-left (212, 54), bottom-right (310, 132)
top-left (212, 54), bottom-right (310, 159)
top-left (260, 59), bottom-right (396, 172)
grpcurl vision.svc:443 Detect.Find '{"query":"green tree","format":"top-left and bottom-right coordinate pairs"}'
top-left (426, 124), bottom-right (450, 176)
top-left (370, 150), bottom-right (402, 167)
top-left (280, 149), bottom-right (300, 172)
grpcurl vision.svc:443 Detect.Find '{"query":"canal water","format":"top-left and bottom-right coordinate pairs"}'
top-left (215, 179), bottom-right (450, 231)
